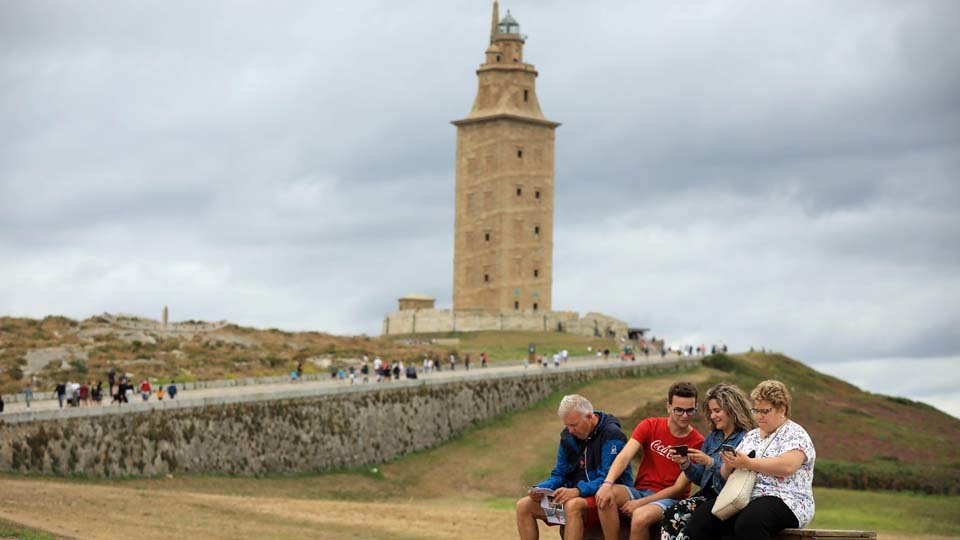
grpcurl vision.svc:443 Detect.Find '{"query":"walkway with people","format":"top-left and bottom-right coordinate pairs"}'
top-left (0, 352), bottom-right (701, 423)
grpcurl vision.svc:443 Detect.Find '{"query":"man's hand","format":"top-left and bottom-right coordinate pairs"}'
top-left (687, 448), bottom-right (712, 467)
top-left (527, 488), bottom-right (544, 502)
top-left (595, 483), bottom-right (613, 509)
top-left (619, 498), bottom-right (644, 516)
top-left (552, 487), bottom-right (580, 505)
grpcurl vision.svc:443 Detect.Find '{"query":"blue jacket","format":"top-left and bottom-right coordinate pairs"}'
top-left (535, 411), bottom-right (634, 497)
top-left (683, 428), bottom-right (746, 497)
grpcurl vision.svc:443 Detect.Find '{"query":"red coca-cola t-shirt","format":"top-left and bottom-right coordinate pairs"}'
top-left (631, 417), bottom-right (705, 494)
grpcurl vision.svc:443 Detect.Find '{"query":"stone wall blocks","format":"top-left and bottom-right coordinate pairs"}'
top-left (0, 359), bottom-right (697, 476)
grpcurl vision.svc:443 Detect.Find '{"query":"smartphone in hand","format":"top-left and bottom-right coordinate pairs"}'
top-left (721, 444), bottom-right (737, 456)
top-left (671, 445), bottom-right (688, 457)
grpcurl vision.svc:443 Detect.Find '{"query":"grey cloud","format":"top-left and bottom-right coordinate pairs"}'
top-left (0, 1), bottom-right (958, 409)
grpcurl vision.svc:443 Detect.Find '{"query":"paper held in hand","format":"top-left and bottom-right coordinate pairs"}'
top-left (530, 488), bottom-right (566, 525)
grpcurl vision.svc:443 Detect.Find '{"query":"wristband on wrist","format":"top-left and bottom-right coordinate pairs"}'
top-left (602, 480), bottom-right (613, 486)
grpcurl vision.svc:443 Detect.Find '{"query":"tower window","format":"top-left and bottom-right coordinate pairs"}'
top-left (523, 89), bottom-right (529, 102)
top-left (534, 225), bottom-right (540, 235)
top-left (496, 55), bottom-right (501, 62)
top-left (516, 186), bottom-right (522, 196)
top-left (533, 302), bottom-right (538, 311)
top-left (535, 190), bottom-right (540, 199)
top-left (517, 149), bottom-right (523, 158)
top-left (533, 269), bottom-right (539, 278)
top-left (484, 273), bottom-right (490, 283)
top-left (514, 301), bottom-right (519, 310)
top-left (484, 232), bottom-right (490, 242)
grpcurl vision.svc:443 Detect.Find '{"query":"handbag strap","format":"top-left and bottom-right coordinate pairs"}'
top-left (755, 421), bottom-right (786, 458)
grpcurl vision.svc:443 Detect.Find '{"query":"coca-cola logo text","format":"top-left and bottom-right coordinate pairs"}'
top-left (650, 439), bottom-right (672, 459)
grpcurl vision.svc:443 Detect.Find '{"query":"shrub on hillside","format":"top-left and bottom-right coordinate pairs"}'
top-left (815, 459), bottom-right (960, 495)
top-left (7, 365), bottom-right (23, 381)
top-left (701, 354), bottom-right (738, 373)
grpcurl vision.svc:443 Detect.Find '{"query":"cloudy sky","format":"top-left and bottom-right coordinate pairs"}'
top-left (2, 1), bottom-right (958, 416)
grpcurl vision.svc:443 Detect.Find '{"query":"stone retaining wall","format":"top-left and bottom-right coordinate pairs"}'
top-left (0, 359), bottom-right (699, 477)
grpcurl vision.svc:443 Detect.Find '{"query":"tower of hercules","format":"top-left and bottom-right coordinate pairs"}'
top-left (452, 2), bottom-right (560, 313)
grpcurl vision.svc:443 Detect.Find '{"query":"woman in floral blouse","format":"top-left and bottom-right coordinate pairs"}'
top-left (660, 383), bottom-right (756, 540)
top-left (686, 380), bottom-right (816, 539)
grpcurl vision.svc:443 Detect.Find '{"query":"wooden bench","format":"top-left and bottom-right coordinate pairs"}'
top-left (577, 527), bottom-right (876, 540)
top-left (776, 530), bottom-right (876, 540)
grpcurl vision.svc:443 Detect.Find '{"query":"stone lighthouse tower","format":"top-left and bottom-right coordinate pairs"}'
top-left (452, 2), bottom-right (560, 313)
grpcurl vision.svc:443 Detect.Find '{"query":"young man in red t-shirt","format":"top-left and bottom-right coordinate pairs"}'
top-left (595, 381), bottom-right (705, 540)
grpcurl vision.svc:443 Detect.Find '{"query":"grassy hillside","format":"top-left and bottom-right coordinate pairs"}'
top-left (0, 317), bottom-right (620, 396)
top-left (1, 358), bottom-right (958, 539)
top-left (388, 329), bottom-right (617, 363)
top-left (621, 353), bottom-right (960, 494)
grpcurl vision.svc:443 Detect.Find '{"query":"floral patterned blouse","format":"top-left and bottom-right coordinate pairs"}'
top-left (736, 419), bottom-right (816, 527)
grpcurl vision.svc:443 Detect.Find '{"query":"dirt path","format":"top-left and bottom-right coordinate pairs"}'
top-left (0, 477), bottom-right (947, 540)
top-left (0, 478), bottom-right (517, 539)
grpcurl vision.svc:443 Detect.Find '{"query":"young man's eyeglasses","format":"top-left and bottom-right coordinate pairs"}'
top-left (672, 407), bottom-right (697, 416)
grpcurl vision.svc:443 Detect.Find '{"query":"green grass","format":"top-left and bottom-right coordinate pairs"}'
top-left (0, 517), bottom-right (60, 539)
top-left (810, 487), bottom-right (960, 535)
top-left (393, 330), bottom-right (617, 363)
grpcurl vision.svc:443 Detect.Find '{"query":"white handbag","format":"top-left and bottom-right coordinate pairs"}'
top-left (711, 426), bottom-right (783, 520)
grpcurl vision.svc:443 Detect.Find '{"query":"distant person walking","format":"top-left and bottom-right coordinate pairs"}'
top-left (167, 381), bottom-right (178, 400)
top-left (55, 382), bottom-right (66, 408)
top-left (139, 379), bottom-right (151, 402)
top-left (449, 354), bottom-right (456, 371)
top-left (23, 384), bottom-right (33, 408)
top-left (79, 382), bottom-right (89, 406)
top-left (0, 394), bottom-right (4, 413)
top-left (69, 381), bottom-right (80, 407)
top-left (107, 367), bottom-right (116, 396)
top-left (464, 354), bottom-right (471, 371)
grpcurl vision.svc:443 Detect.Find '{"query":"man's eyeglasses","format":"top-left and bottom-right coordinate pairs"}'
top-left (750, 407), bottom-right (773, 416)
top-left (672, 407), bottom-right (697, 416)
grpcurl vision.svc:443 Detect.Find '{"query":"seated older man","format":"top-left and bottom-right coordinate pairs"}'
top-left (516, 394), bottom-right (634, 540)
